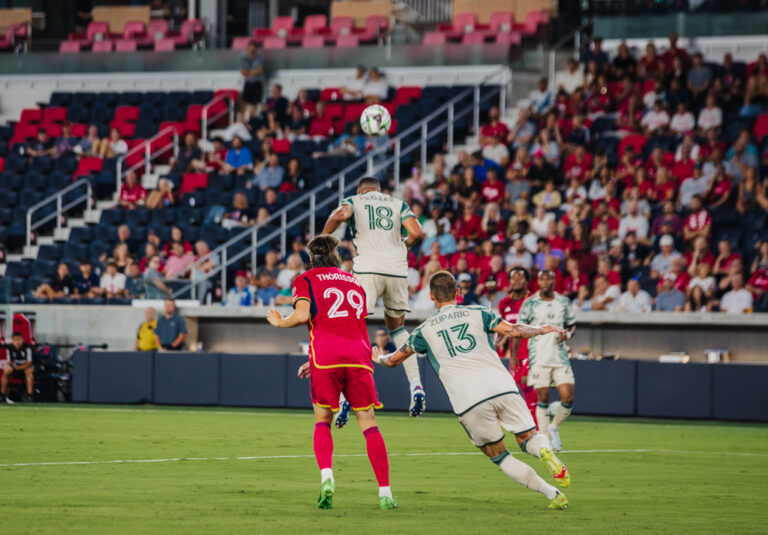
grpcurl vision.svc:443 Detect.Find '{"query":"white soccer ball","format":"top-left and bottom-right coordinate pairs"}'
top-left (360, 104), bottom-right (391, 136)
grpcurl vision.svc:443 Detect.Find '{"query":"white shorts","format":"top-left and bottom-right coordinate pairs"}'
top-left (355, 273), bottom-right (411, 317)
top-left (527, 363), bottom-right (575, 390)
top-left (457, 393), bottom-right (537, 447)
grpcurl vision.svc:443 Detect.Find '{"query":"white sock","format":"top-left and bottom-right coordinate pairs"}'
top-left (522, 432), bottom-right (550, 458)
top-left (551, 402), bottom-right (572, 430)
top-left (536, 403), bottom-right (550, 441)
top-left (494, 451), bottom-right (557, 500)
top-left (378, 486), bottom-right (392, 498)
top-left (390, 327), bottom-right (422, 389)
top-left (321, 468), bottom-right (334, 483)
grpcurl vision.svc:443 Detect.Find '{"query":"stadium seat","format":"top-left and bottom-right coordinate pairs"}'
top-left (303, 14), bottom-right (327, 35)
top-left (270, 16), bottom-right (295, 37)
top-left (422, 32), bottom-right (447, 45)
top-left (335, 34), bottom-right (359, 48)
top-left (92, 40), bottom-right (113, 53)
top-left (154, 38), bottom-right (176, 52)
top-left (263, 37), bottom-right (287, 49)
top-left (231, 37), bottom-right (252, 50)
top-left (462, 32), bottom-right (486, 45)
top-left (59, 41), bottom-right (81, 53)
top-left (330, 16), bottom-right (354, 37)
top-left (179, 173), bottom-right (209, 195)
top-left (321, 88), bottom-right (343, 101)
top-left (115, 39), bottom-right (138, 52)
top-left (753, 114), bottom-right (768, 143)
top-left (488, 11), bottom-right (514, 33)
top-left (495, 32), bottom-right (521, 45)
top-left (301, 35), bottom-right (325, 48)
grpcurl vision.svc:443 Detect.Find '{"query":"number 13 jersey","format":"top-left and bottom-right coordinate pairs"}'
top-left (407, 304), bottom-right (520, 415)
top-left (340, 191), bottom-right (415, 278)
top-left (292, 267), bottom-right (373, 370)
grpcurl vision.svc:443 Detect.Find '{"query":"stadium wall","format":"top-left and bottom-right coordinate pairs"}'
top-left (71, 351), bottom-right (768, 422)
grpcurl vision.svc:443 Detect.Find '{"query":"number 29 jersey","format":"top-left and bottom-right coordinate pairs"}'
top-left (292, 267), bottom-right (373, 370)
top-left (340, 191), bottom-right (415, 278)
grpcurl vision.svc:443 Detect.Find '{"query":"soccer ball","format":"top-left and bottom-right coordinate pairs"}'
top-left (360, 104), bottom-right (391, 136)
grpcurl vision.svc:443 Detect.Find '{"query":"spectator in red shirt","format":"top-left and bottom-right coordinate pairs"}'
top-left (563, 145), bottom-right (592, 182)
top-left (118, 171), bottom-right (147, 210)
top-left (591, 201), bottom-right (620, 236)
top-left (597, 255), bottom-right (623, 287)
top-left (685, 236), bottom-right (715, 276)
top-left (746, 268), bottom-right (768, 297)
top-left (479, 168), bottom-right (506, 205)
top-left (419, 241), bottom-right (450, 271)
top-left (562, 257), bottom-right (589, 299)
top-left (713, 238), bottom-right (742, 276)
top-left (479, 106), bottom-right (510, 146)
top-left (162, 226), bottom-right (194, 258)
top-left (450, 238), bottom-right (479, 271)
top-left (650, 167), bottom-right (677, 203)
top-left (704, 165), bottom-right (732, 209)
top-left (671, 145), bottom-right (696, 184)
top-left (309, 101), bottom-right (334, 137)
top-left (664, 256), bottom-right (691, 293)
top-left (683, 195), bottom-right (712, 244)
top-left (478, 255), bottom-right (510, 293)
top-left (453, 203), bottom-right (484, 243)
top-left (651, 200), bottom-right (683, 237)
top-left (639, 43), bottom-right (665, 79)
top-left (662, 32), bottom-right (690, 73)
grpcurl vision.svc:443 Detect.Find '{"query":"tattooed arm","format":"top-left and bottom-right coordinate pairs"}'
top-left (492, 320), bottom-right (565, 339)
top-left (372, 344), bottom-right (415, 367)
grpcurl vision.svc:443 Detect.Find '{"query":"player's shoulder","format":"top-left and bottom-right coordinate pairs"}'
top-left (523, 292), bottom-right (541, 305)
top-left (553, 292), bottom-right (572, 305)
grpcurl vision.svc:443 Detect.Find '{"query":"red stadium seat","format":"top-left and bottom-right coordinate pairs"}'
top-left (271, 16), bottom-right (295, 37)
top-left (388, 118), bottom-right (397, 135)
top-left (496, 32), bottom-right (521, 45)
top-left (110, 121), bottom-right (136, 138)
top-left (231, 36), bottom-right (252, 50)
top-left (753, 114), bottom-right (768, 142)
top-left (355, 15), bottom-right (387, 43)
top-left (13, 122), bottom-right (38, 140)
top-left (71, 123), bottom-right (88, 137)
top-left (12, 314), bottom-right (35, 345)
top-left (302, 35), bottom-right (325, 48)
top-left (324, 102), bottom-right (345, 119)
top-left (172, 18), bottom-right (204, 46)
top-left (0, 23), bottom-right (25, 52)
top-left (141, 19), bottom-right (169, 46)
top-left (453, 12), bottom-right (478, 33)
top-left (303, 14), bottom-right (327, 35)
top-left (158, 121), bottom-right (184, 136)
top-left (86, 21), bottom-right (110, 43)
top-left (332, 118), bottom-right (348, 135)
top-left (394, 87), bottom-right (422, 106)
top-left (92, 40), bottom-right (114, 53)
top-left (123, 21), bottom-right (145, 39)
top-left (343, 103), bottom-right (366, 123)
top-left (154, 38), bottom-right (175, 52)
top-left (44, 124), bottom-right (63, 138)
top-left (330, 16), bottom-right (354, 36)
top-left (186, 104), bottom-right (203, 122)
top-left (0, 157), bottom-right (4, 172)
top-left (115, 39), bottom-right (138, 52)
top-left (114, 106), bottom-right (140, 123)
top-left (20, 108), bottom-right (42, 124)
top-left (335, 34), bottom-right (359, 48)
top-left (462, 32), bottom-right (485, 45)
top-left (59, 41), bottom-right (81, 53)
top-left (619, 134), bottom-right (647, 155)
top-left (213, 89), bottom-right (239, 103)
top-left (74, 156), bottom-right (104, 178)
top-left (422, 32), bottom-right (447, 45)
top-left (179, 173), bottom-right (209, 195)
top-left (321, 88), bottom-right (343, 101)
top-left (263, 37), bottom-right (287, 49)
top-left (272, 138), bottom-right (291, 154)
top-left (42, 107), bottom-right (68, 124)
top-left (489, 11), bottom-right (514, 33)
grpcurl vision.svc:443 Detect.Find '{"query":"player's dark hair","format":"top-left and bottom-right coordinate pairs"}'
top-left (12, 331), bottom-right (22, 337)
top-left (510, 266), bottom-right (530, 282)
top-left (429, 270), bottom-right (458, 302)
top-left (308, 235), bottom-right (341, 268)
top-left (357, 176), bottom-right (381, 191)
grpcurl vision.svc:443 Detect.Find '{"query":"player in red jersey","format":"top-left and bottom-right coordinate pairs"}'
top-left (267, 235), bottom-right (397, 511)
top-left (497, 267), bottom-right (538, 426)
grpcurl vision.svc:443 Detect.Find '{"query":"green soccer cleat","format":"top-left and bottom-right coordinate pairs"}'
top-left (317, 479), bottom-right (335, 509)
top-left (548, 491), bottom-right (569, 510)
top-left (539, 447), bottom-right (571, 488)
top-left (379, 496), bottom-right (398, 510)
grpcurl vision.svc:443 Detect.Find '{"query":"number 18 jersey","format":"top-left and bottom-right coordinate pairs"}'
top-left (340, 191), bottom-right (415, 278)
top-left (292, 267), bottom-right (372, 370)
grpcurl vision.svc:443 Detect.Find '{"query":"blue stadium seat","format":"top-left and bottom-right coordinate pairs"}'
top-left (150, 209), bottom-right (177, 226)
top-left (190, 90), bottom-right (214, 105)
top-left (49, 91), bottom-right (73, 107)
top-left (100, 209), bottom-right (125, 226)
top-left (27, 171), bottom-right (50, 191)
top-left (167, 91), bottom-right (192, 107)
top-left (31, 259), bottom-right (57, 278)
top-left (144, 91), bottom-right (167, 107)
top-left (117, 91), bottom-right (142, 106)
top-left (37, 244), bottom-right (64, 262)
top-left (125, 208), bottom-right (150, 226)
top-left (31, 156), bottom-right (53, 174)
top-left (71, 91), bottom-right (96, 108)
top-left (62, 242), bottom-right (87, 261)
top-left (53, 155), bottom-right (78, 174)
top-left (68, 226), bottom-right (93, 243)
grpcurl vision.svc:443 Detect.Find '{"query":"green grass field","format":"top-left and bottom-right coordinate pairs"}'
top-left (1, 405), bottom-right (766, 534)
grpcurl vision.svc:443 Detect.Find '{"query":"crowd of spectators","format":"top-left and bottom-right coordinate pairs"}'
top-left (381, 35), bottom-right (768, 314)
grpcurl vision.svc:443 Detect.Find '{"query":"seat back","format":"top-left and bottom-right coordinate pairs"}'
top-left (115, 39), bottom-right (138, 52)
top-left (301, 35), bottom-right (324, 48)
top-left (453, 12), bottom-right (477, 32)
top-left (303, 14), bottom-right (327, 34)
top-left (422, 32), bottom-right (446, 45)
top-left (263, 37), bottom-right (287, 49)
top-left (60, 41), bottom-right (81, 53)
top-left (87, 21), bottom-right (110, 41)
top-left (335, 34), bottom-right (358, 48)
top-left (92, 40), bottom-right (114, 53)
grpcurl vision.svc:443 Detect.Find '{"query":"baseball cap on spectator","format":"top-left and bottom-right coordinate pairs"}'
top-left (532, 149), bottom-right (545, 158)
top-left (235, 270), bottom-right (250, 279)
top-left (490, 232), bottom-right (506, 245)
top-left (485, 275), bottom-right (497, 287)
top-left (663, 272), bottom-right (676, 281)
top-left (458, 273), bottom-right (472, 283)
top-left (660, 235), bottom-right (674, 247)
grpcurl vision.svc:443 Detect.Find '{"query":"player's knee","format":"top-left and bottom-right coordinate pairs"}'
top-left (560, 393), bottom-right (574, 405)
top-left (536, 390), bottom-right (549, 403)
top-left (515, 429), bottom-right (536, 445)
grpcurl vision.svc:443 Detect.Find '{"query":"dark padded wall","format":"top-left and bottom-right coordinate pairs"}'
top-left (154, 352), bottom-right (220, 405)
top-left (571, 359), bottom-right (637, 416)
top-left (89, 351), bottom-right (154, 403)
top-left (220, 354), bottom-right (287, 407)
top-left (712, 364), bottom-right (768, 421)
top-left (285, 354), bottom-right (312, 409)
top-left (637, 362), bottom-right (712, 419)
top-left (71, 350), bottom-right (89, 402)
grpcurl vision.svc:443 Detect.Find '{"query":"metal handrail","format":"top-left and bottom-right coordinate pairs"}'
top-left (115, 126), bottom-right (180, 194)
top-left (548, 19), bottom-right (594, 91)
top-left (172, 67), bottom-right (510, 299)
top-left (25, 178), bottom-right (92, 252)
top-left (201, 93), bottom-right (236, 142)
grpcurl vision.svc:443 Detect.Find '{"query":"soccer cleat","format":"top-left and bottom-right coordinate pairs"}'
top-left (3, 395), bottom-right (14, 405)
top-left (335, 400), bottom-right (350, 429)
top-left (539, 447), bottom-right (570, 488)
top-left (549, 427), bottom-right (563, 452)
top-left (409, 387), bottom-right (425, 417)
top-left (379, 496), bottom-right (398, 510)
top-left (317, 479), bottom-right (335, 509)
top-left (547, 491), bottom-right (569, 510)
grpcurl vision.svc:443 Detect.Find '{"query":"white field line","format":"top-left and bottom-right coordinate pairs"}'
top-left (2, 448), bottom-right (767, 469)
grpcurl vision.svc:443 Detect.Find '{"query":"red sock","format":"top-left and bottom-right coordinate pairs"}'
top-left (313, 422), bottom-right (333, 470)
top-left (363, 426), bottom-right (390, 487)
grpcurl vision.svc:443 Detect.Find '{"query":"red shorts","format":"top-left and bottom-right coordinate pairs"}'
top-left (310, 365), bottom-right (382, 412)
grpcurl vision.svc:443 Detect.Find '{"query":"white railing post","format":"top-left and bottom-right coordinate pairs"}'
top-left (420, 122), bottom-right (428, 172)
top-left (202, 106), bottom-right (208, 142)
top-left (309, 193), bottom-right (316, 236)
top-left (251, 226), bottom-right (258, 274)
top-left (144, 141), bottom-right (151, 177)
top-left (191, 271), bottom-right (197, 300)
top-left (338, 174), bottom-right (345, 204)
top-left (280, 211), bottom-right (287, 259)
top-left (548, 48), bottom-right (556, 92)
top-left (56, 195), bottom-right (62, 237)
top-left (172, 130), bottom-right (179, 159)
top-left (25, 209), bottom-right (31, 251)
top-left (85, 182), bottom-right (93, 222)
top-left (499, 72), bottom-right (507, 118)
top-left (220, 248), bottom-right (227, 297)
top-left (447, 103), bottom-right (454, 154)
top-left (393, 138), bottom-right (401, 190)
top-left (367, 153), bottom-right (374, 175)
top-left (473, 85), bottom-right (480, 134)
top-left (228, 97), bottom-right (235, 125)
top-left (116, 156), bottom-right (124, 197)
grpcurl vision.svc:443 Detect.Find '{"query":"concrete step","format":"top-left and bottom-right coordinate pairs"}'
top-left (6, 253), bottom-right (25, 263)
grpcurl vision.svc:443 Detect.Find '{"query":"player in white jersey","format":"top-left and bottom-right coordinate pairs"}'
top-left (513, 269), bottom-right (576, 452)
top-left (373, 271), bottom-right (571, 510)
top-left (322, 177), bottom-right (426, 423)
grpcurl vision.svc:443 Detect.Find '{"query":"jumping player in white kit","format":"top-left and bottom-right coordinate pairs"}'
top-left (372, 271), bottom-right (571, 509)
top-left (322, 177), bottom-right (426, 424)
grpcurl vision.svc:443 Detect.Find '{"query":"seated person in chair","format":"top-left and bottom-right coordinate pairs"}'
top-left (0, 332), bottom-right (34, 403)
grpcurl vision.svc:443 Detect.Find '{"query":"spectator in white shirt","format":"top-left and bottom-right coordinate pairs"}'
top-left (616, 278), bottom-right (652, 313)
top-left (529, 77), bottom-right (553, 115)
top-left (482, 135), bottom-right (510, 167)
top-left (641, 100), bottom-right (670, 135)
top-left (689, 262), bottom-right (715, 297)
top-left (720, 273), bottom-right (753, 314)
top-left (592, 275), bottom-right (621, 311)
top-left (697, 93), bottom-right (722, 131)
top-left (670, 102), bottom-right (695, 134)
top-left (100, 260), bottom-right (127, 298)
top-left (618, 200), bottom-right (649, 239)
top-left (341, 64), bottom-right (367, 100)
top-left (556, 59), bottom-right (585, 94)
top-left (362, 67), bottom-right (388, 103)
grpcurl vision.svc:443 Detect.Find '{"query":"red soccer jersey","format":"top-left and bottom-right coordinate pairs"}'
top-left (292, 267), bottom-right (372, 370)
top-left (498, 293), bottom-right (530, 381)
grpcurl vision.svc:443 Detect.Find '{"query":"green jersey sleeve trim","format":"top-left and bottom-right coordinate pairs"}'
top-left (480, 308), bottom-right (503, 332)
top-left (407, 328), bottom-right (429, 354)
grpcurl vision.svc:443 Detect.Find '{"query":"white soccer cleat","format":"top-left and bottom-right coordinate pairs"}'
top-left (549, 427), bottom-right (563, 452)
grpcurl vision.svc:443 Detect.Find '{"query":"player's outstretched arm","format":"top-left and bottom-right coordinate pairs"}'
top-left (402, 217), bottom-right (425, 248)
top-left (266, 300), bottom-right (310, 328)
top-left (321, 204), bottom-right (353, 235)
top-left (492, 320), bottom-right (566, 339)
top-left (372, 344), bottom-right (415, 367)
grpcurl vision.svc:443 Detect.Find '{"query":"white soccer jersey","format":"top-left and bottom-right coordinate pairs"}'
top-left (340, 191), bottom-right (415, 278)
top-left (517, 292), bottom-right (575, 368)
top-left (407, 304), bottom-right (519, 415)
